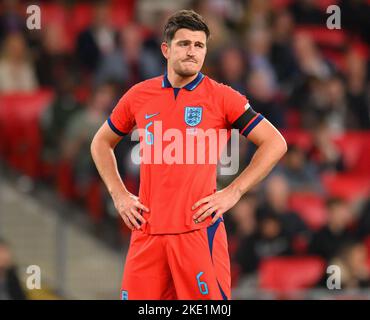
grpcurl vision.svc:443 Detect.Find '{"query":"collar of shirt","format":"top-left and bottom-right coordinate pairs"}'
top-left (162, 72), bottom-right (204, 91)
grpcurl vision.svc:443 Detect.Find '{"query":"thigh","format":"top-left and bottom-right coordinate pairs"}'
top-left (121, 230), bottom-right (176, 300)
top-left (166, 219), bottom-right (231, 300)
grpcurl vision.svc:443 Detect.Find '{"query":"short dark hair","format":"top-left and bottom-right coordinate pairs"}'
top-left (163, 10), bottom-right (210, 43)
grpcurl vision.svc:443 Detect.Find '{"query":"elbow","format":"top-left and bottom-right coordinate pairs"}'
top-left (280, 135), bottom-right (288, 157)
top-left (90, 134), bottom-right (98, 158)
top-left (271, 134), bottom-right (288, 161)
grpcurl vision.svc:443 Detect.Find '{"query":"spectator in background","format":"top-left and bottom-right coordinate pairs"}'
top-left (308, 121), bottom-right (345, 174)
top-left (293, 32), bottom-right (334, 81)
top-left (34, 22), bottom-right (74, 88)
top-left (229, 194), bottom-right (258, 239)
top-left (340, 0), bottom-right (370, 45)
top-left (216, 46), bottom-right (248, 95)
top-left (0, 0), bottom-right (25, 45)
top-left (269, 10), bottom-right (298, 90)
top-left (288, 0), bottom-right (325, 25)
top-left (0, 238), bottom-right (26, 300)
top-left (76, 1), bottom-right (118, 74)
top-left (246, 68), bottom-right (285, 128)
top-left (355, 197), bottom-right (370, 241)
top-left (317, 241), bottom-right (370, 289)
top-left (95, 23), bottom-right (143, 88)
top-left (40, 74), bottom-right (82, 165)
top-left (309, 197), bottom-right (353, 261)
top-left (258, 174), bottom-right (310, 241)
top-left (139, 10), bottom-right (168, 80)
top-left (277, 144), bottom-right (323, 194)
top-left (235, 213), bottom-right (293, 276)
top-left (0, 32), bottom-right (38, 93)
top-left (344, 49), bottom-right (370, 129)
top-left (62, 81), bottom-right (117, 196)
top-left (240, 0), bottom-right (272, 30)
top-left (245, 27), bottom-right (277, 88)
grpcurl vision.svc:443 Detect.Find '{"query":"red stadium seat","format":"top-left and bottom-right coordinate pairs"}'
top-left (271, 0), bottom-right (293, 10)
top-left (288, 193), bottom-right (327, 230)
top-left (69, 4), bottom-right (93, 35)
top-left (0, 90), bottom-right (54, 177)
top-left (285, 109), bottom-right (301, 128)
top-left (280, 129), bottom-right (313, 151)
top-left (259, 256), bottom-right (326, 292)
top-left (85, 180), bottom-right (104, 223)
top-left (315, 0), bottom-right (338, 11)
top-left (295, 26), bottom-right (347, 49)
top-left (56, 161), bottom-right (77, 200)
top-left (333, 131), bottom-right (370, 176)
top-left (364, 236), bottom-right (370, 258)
top-left (321, 173), bottom-right (370, 201)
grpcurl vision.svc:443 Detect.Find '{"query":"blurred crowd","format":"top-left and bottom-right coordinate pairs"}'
top-left (0, 0), bottom-right (369, 296)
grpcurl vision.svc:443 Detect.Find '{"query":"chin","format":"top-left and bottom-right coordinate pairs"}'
top-left (176, 68), bottom-right (199, 77)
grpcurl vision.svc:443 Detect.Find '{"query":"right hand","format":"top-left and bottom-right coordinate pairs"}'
top-left (113, 192), bottom-right (149, 230)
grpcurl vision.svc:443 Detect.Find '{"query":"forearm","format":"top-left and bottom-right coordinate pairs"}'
top-left (229, 137), bottom-right (287, 196)
top-left (91, 137), bottom-right (128, 200)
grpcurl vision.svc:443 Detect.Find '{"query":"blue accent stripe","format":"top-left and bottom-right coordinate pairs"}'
top-left (173, 88), bottom-right (180, 99)
top-left (184, 72), bottom-right (204, 90)
top-left (217, 282), bottom-right (228, 300)
top-left (242, 114), bottom-right (264, 137)
top-left (207, 216), bottom-right (222, 258)
top-left (206, 214), bottom-right (228, 300)
top-left (107, 117), bottom-right (126, 136)
top-left (162, 72), bottom-right (204, 91)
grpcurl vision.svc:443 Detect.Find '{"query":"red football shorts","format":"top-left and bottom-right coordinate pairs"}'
top-left (121, 217), bottom-right (230, 300)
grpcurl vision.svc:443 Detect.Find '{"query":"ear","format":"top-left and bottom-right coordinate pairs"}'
top-left (161, 41), bottom-right (169, 60)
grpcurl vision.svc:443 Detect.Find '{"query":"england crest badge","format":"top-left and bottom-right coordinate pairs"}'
top-left (184, 106), bottom-right (203, 127)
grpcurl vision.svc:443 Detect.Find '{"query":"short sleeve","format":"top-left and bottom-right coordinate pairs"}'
top-left (223, 85), bottom-right (249, 126)
top-left (223, 85), bottom-right (264, 137)
top-left (107, 90), bottom-right (136, 136)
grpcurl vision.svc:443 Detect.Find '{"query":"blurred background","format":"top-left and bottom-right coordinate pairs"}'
top-left (0, 0), bottom-right (369, 300)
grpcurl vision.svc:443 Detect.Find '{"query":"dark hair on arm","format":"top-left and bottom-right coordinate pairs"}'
top-left (163, 10), bottom-right (210, 43)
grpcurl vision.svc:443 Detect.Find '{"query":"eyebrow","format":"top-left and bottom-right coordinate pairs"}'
top-left (176, 39), bottom-right (206, 46)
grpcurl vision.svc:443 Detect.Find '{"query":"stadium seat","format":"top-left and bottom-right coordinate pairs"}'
top-left (288, 193), bottom-right (327, 230)
top-left (85, 180), bottom-right (104, 223)
top-left (259, 256), bottom-right (326, 292)
top-left (295, 26), bottom-right (346, 49)
top-left (364, 236), bottom-right (370, 258)
top-left (315, 0), bottom-right (338, 12)
top-left (56, 161), bottom-right (77, 200)
top-left (321, 173), bottom-right (370, 201)
top-left (285, 109), bottom-right (301, 128)
top-left (0, 90), bottom-right (54, 177)
top-left (271, 0), bottom-right (293, 10)
top-left (333, 131), bottom-right (370, 176)
top-left (280, 129), bottom-right (313, 151)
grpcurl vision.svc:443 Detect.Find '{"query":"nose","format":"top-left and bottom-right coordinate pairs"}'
top-left (187, 44), bottom-right (196, 56)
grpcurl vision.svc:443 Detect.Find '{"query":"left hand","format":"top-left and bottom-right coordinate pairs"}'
top-left (192, 185), bottom-right (242, 225)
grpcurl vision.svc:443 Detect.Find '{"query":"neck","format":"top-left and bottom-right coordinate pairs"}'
top-left (166, 68), bottom-right (198, 88)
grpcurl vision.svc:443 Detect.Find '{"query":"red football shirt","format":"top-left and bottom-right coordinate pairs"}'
top-left (108, 73), bottom-right (263, 234)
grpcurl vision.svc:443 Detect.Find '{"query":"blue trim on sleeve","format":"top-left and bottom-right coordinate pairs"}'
top-left (242, 114), bottom-right (264, 137)
top-left (107, 117), bottom-right (126, 136)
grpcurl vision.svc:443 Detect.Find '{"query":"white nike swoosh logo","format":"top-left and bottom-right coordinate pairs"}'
top-left (145, 112), bottom-right (160, 119)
